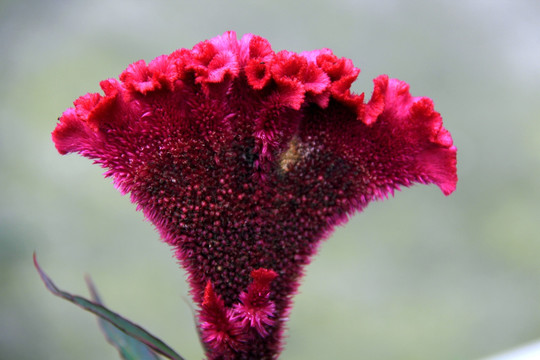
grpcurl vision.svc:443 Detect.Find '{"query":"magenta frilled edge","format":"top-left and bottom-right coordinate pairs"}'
top-left (52, 31), bottom-right (457, 360)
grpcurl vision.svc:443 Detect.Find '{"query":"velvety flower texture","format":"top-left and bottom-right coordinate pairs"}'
top-left (52, 31), bottom-right (457, 359)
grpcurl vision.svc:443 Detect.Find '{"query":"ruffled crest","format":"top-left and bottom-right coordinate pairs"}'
top-left (52, 31), bottom-right (457, 359)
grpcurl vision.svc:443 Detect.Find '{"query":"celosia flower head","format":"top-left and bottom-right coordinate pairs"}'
top-left (53, 31), bottom-right (457, 359)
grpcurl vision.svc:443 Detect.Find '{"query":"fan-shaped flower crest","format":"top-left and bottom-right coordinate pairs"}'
top-left (53, 31), bottom-right (457, 359)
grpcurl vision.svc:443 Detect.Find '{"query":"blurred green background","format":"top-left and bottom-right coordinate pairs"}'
top-left (1, 0), bottom-right (539, 359)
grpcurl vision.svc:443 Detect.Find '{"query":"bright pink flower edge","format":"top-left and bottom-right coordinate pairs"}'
top-left (53, 31), bottom-right (457, 359)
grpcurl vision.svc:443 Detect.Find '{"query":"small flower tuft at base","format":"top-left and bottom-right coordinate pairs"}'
top-left (199, 281), bottom-right (247, 359)
top-left (232, 269), bottom-right (278, 338)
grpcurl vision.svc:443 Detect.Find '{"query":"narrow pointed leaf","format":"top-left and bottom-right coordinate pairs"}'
top-left (33, 253), bottom-right (185, 360)
top-left (85, 276), bottom-right (160, 360)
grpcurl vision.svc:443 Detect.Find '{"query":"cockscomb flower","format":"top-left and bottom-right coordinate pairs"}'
top-left (52, 31), bottom-right (457, 359)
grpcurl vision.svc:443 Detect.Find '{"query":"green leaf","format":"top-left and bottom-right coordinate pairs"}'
top-left (85, 275), bottom-right (160, 360)
top-left (33, 253), bottom-right (185, 360)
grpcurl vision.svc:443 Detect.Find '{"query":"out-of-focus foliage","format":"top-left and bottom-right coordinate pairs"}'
top-left (1, 0), bottom-right (539, 359)
top-left (34, 254), bottom-right (180, 360)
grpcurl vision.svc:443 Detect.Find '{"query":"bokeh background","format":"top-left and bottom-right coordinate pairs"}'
top-left (1, 0), bottom-right (539, 359)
